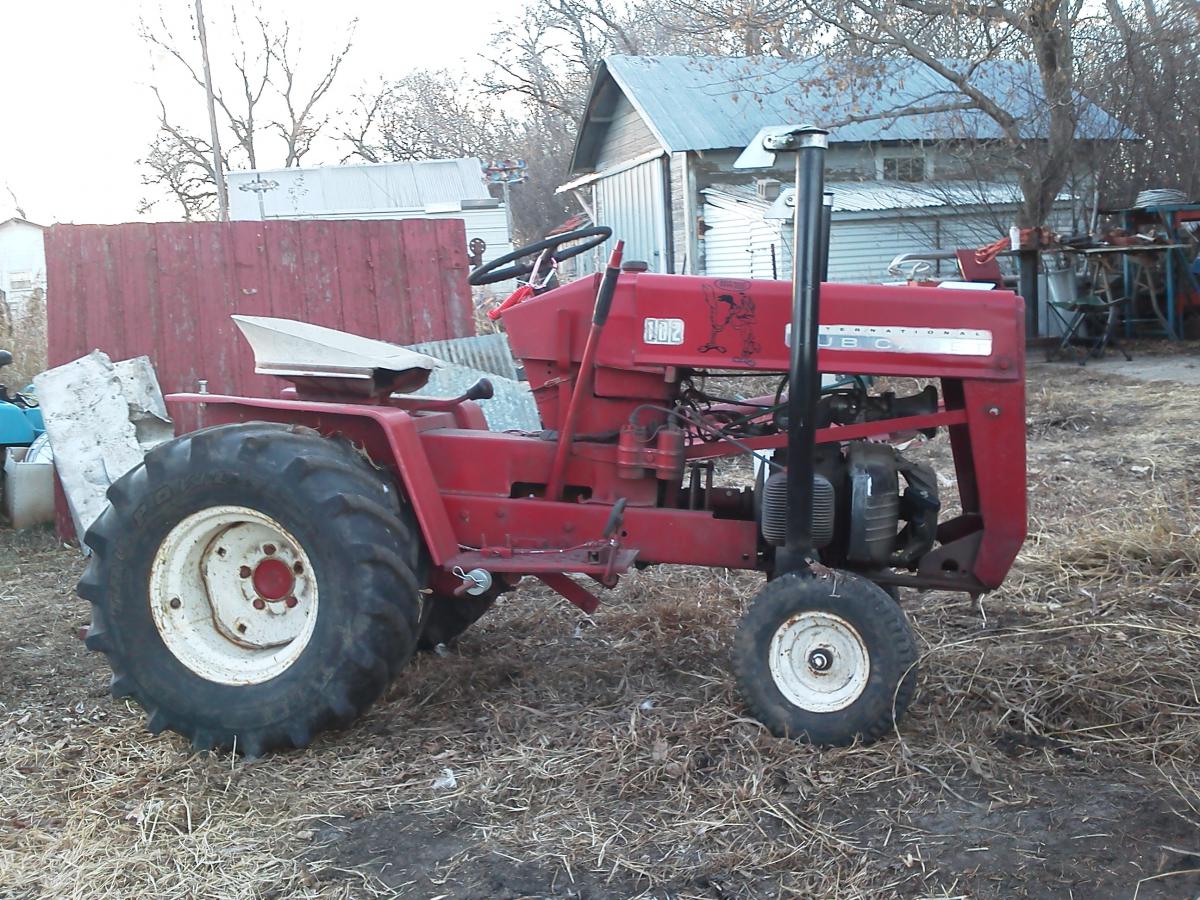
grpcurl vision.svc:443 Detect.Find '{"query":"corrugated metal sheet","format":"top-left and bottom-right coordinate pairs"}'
top-left (406, 333), bottom-right (520, 381)
top-left (594, 157), bottom-right (669, 271)
top-left (45, 220), bottom-right (475, 434)
top-left (416, 366), bottom-right (540, 432)
top-left (593, 55), bottom-right (1135, 156)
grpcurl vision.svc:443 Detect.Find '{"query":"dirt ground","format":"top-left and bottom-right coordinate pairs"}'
top-left (2, 347), bottom-right (1200, 899)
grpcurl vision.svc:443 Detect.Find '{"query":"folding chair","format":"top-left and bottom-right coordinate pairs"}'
top-left (1045, 254), bottom-right (1131, 365)
top-left (954, 249), bottom-right (1006, 288)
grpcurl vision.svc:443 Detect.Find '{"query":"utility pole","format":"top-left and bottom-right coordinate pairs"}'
top-left (195, 0), bottom-right (229, 221)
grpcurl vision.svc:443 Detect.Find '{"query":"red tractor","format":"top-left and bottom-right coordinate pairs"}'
top-left (79, 129), bottom-right (1026, 755)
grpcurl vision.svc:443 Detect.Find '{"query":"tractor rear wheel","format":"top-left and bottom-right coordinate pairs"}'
top-left (733, 571), bottom-right (918, 746)
top-left (78, 423), bottom-right (426, 756)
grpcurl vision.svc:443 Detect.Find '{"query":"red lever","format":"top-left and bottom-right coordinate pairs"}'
top-left (487, 284), bottom-right (535, 321)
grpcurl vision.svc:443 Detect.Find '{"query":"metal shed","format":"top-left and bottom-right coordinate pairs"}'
top-left (703, 182), bottom-right (1075, 284)
top-left (227, 158), bottom-right (514, 269)
top-left (563, 54), bottom-right (1133, 278)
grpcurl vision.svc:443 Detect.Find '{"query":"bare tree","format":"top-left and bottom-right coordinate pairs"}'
top-left (138, 6), bottom-right (355, 219)
top-left (1083, 0), bottom-right (1200, 205)
top-left (341, 72), bottom-right (520, 164)
top-left (475, 0), bottom-right (690, 239)
top-left (654, 1), bottom-right (1117, 227)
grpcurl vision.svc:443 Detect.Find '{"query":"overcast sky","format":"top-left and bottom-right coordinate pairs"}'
top-left (0, 0), bottom-right (505, 225)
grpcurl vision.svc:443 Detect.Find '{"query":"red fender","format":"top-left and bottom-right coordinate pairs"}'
top-left (167, 393), bottom-right (460, 564)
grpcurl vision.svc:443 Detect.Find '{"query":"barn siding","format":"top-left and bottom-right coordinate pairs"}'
top-left (670, 153), bottom-right (698, 273)
top-left (593, 158), bottom-right (670, 272)
top-left (594, 95), bottom-right (662, 170)
top-left (45, 219), bottom-right (474, 434)
top-left (702, 201), bottom-right (787, 280)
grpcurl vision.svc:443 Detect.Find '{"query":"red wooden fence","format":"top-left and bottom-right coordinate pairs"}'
top-left (45, 218), bottom-right (475, 432)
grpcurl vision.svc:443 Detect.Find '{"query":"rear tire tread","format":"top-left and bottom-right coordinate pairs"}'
top-left (80, 421), bottom-right (428, 755)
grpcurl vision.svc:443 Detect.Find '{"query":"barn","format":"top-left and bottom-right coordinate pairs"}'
top-left (560, 55), bottom-right (1132, 282)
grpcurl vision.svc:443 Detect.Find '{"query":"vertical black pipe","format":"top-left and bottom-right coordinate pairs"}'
top-left (819, 190), bottom-right (834, 282)
top-left (1017, 248), bottom-right (1040, 338)
top-left (764, 126), bottom-right (829, 571)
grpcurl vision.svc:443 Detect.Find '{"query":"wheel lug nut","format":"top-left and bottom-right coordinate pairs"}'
top-left (253, 598), bottom-right (266, 610)
top-left (284, 596), bottom-right (298, 608)
top-left (263, 544), bottom-right (277, 556)
top-left (169, 597), bottom-right (181, 610)
top-left (239, 566), bottom-right (252, 578)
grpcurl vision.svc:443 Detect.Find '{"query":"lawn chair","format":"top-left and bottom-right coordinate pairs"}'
top-left (954, 249), bottom-right (1006, 288)
top-left (1045, 253), bottom-right (1131, 364)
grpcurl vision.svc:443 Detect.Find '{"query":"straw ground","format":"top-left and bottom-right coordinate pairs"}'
top-left (1, 354), bottom-right (1198, 898)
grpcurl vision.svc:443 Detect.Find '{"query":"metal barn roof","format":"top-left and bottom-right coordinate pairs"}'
top-left (227, 158), bottom-right (496, 218)
top-left (572, 55), bottom-right (1136, 170)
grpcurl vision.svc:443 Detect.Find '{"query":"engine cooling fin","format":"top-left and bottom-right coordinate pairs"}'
top-left (761, 471), bottom-right (834, 547)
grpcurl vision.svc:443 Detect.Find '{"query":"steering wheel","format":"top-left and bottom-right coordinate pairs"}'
top-left (468, 226), bottom-right (612, 286)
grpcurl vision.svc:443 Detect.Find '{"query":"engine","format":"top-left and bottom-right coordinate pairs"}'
top-left (757, 387), bottom-right (942, 574)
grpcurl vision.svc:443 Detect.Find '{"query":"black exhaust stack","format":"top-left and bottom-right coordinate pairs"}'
top-left (763, 125), bottom-right (829, 575)
top-left (819, 190), bottom-right (834, 282)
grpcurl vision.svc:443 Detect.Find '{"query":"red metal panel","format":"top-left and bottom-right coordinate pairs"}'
top-left (172, 393), bottom-right (461, 563)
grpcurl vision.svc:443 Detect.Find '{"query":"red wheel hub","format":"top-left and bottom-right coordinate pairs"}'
top-left (252, 558), bottom-right (295, 601)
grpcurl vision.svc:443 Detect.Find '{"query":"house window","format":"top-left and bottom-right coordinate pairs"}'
top-left (8, 272), bottom-right (33, 291)
top-left (882, 156), bottom-right (926, 182)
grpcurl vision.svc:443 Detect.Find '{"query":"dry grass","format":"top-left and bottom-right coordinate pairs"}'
top-left (1, 291), bottom-right (48, 390)
top-left (2, 355), bottom-right (1200, 898)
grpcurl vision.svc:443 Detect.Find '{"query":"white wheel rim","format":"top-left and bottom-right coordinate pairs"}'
top-left (150, 506), bottom-right (318, 685)
top-left (768, 611), bottom-right (870, 713)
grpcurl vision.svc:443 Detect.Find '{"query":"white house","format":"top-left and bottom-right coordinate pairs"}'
top-left (226, 158), bottom-right (514, 271)
top-left (560, 55), bottom-right (1133, 282)
top-left (0, 217), bottom-right (47, 311)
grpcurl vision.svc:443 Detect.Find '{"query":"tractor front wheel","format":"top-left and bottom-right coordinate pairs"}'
top-left (733, 571), bottom-right (918, 746)
top-left (78, 423), bottom-right (426, 756)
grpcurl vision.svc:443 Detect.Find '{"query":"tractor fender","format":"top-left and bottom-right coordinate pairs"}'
top-left (166, 394), bottom-right (459, 564)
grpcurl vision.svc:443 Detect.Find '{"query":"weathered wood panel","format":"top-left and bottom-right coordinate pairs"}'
top-left (45, 218), bottom-right (473, 432)
top-left (594, 94), bottom-right (662, 170)
top-left (44, 218), bottom-right (473, 538)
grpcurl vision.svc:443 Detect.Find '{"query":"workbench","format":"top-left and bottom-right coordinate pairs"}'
top-left (1118, 202), bottom-right (1200, 338)
top-left (1062, 243), bottom-right (1188, 339)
